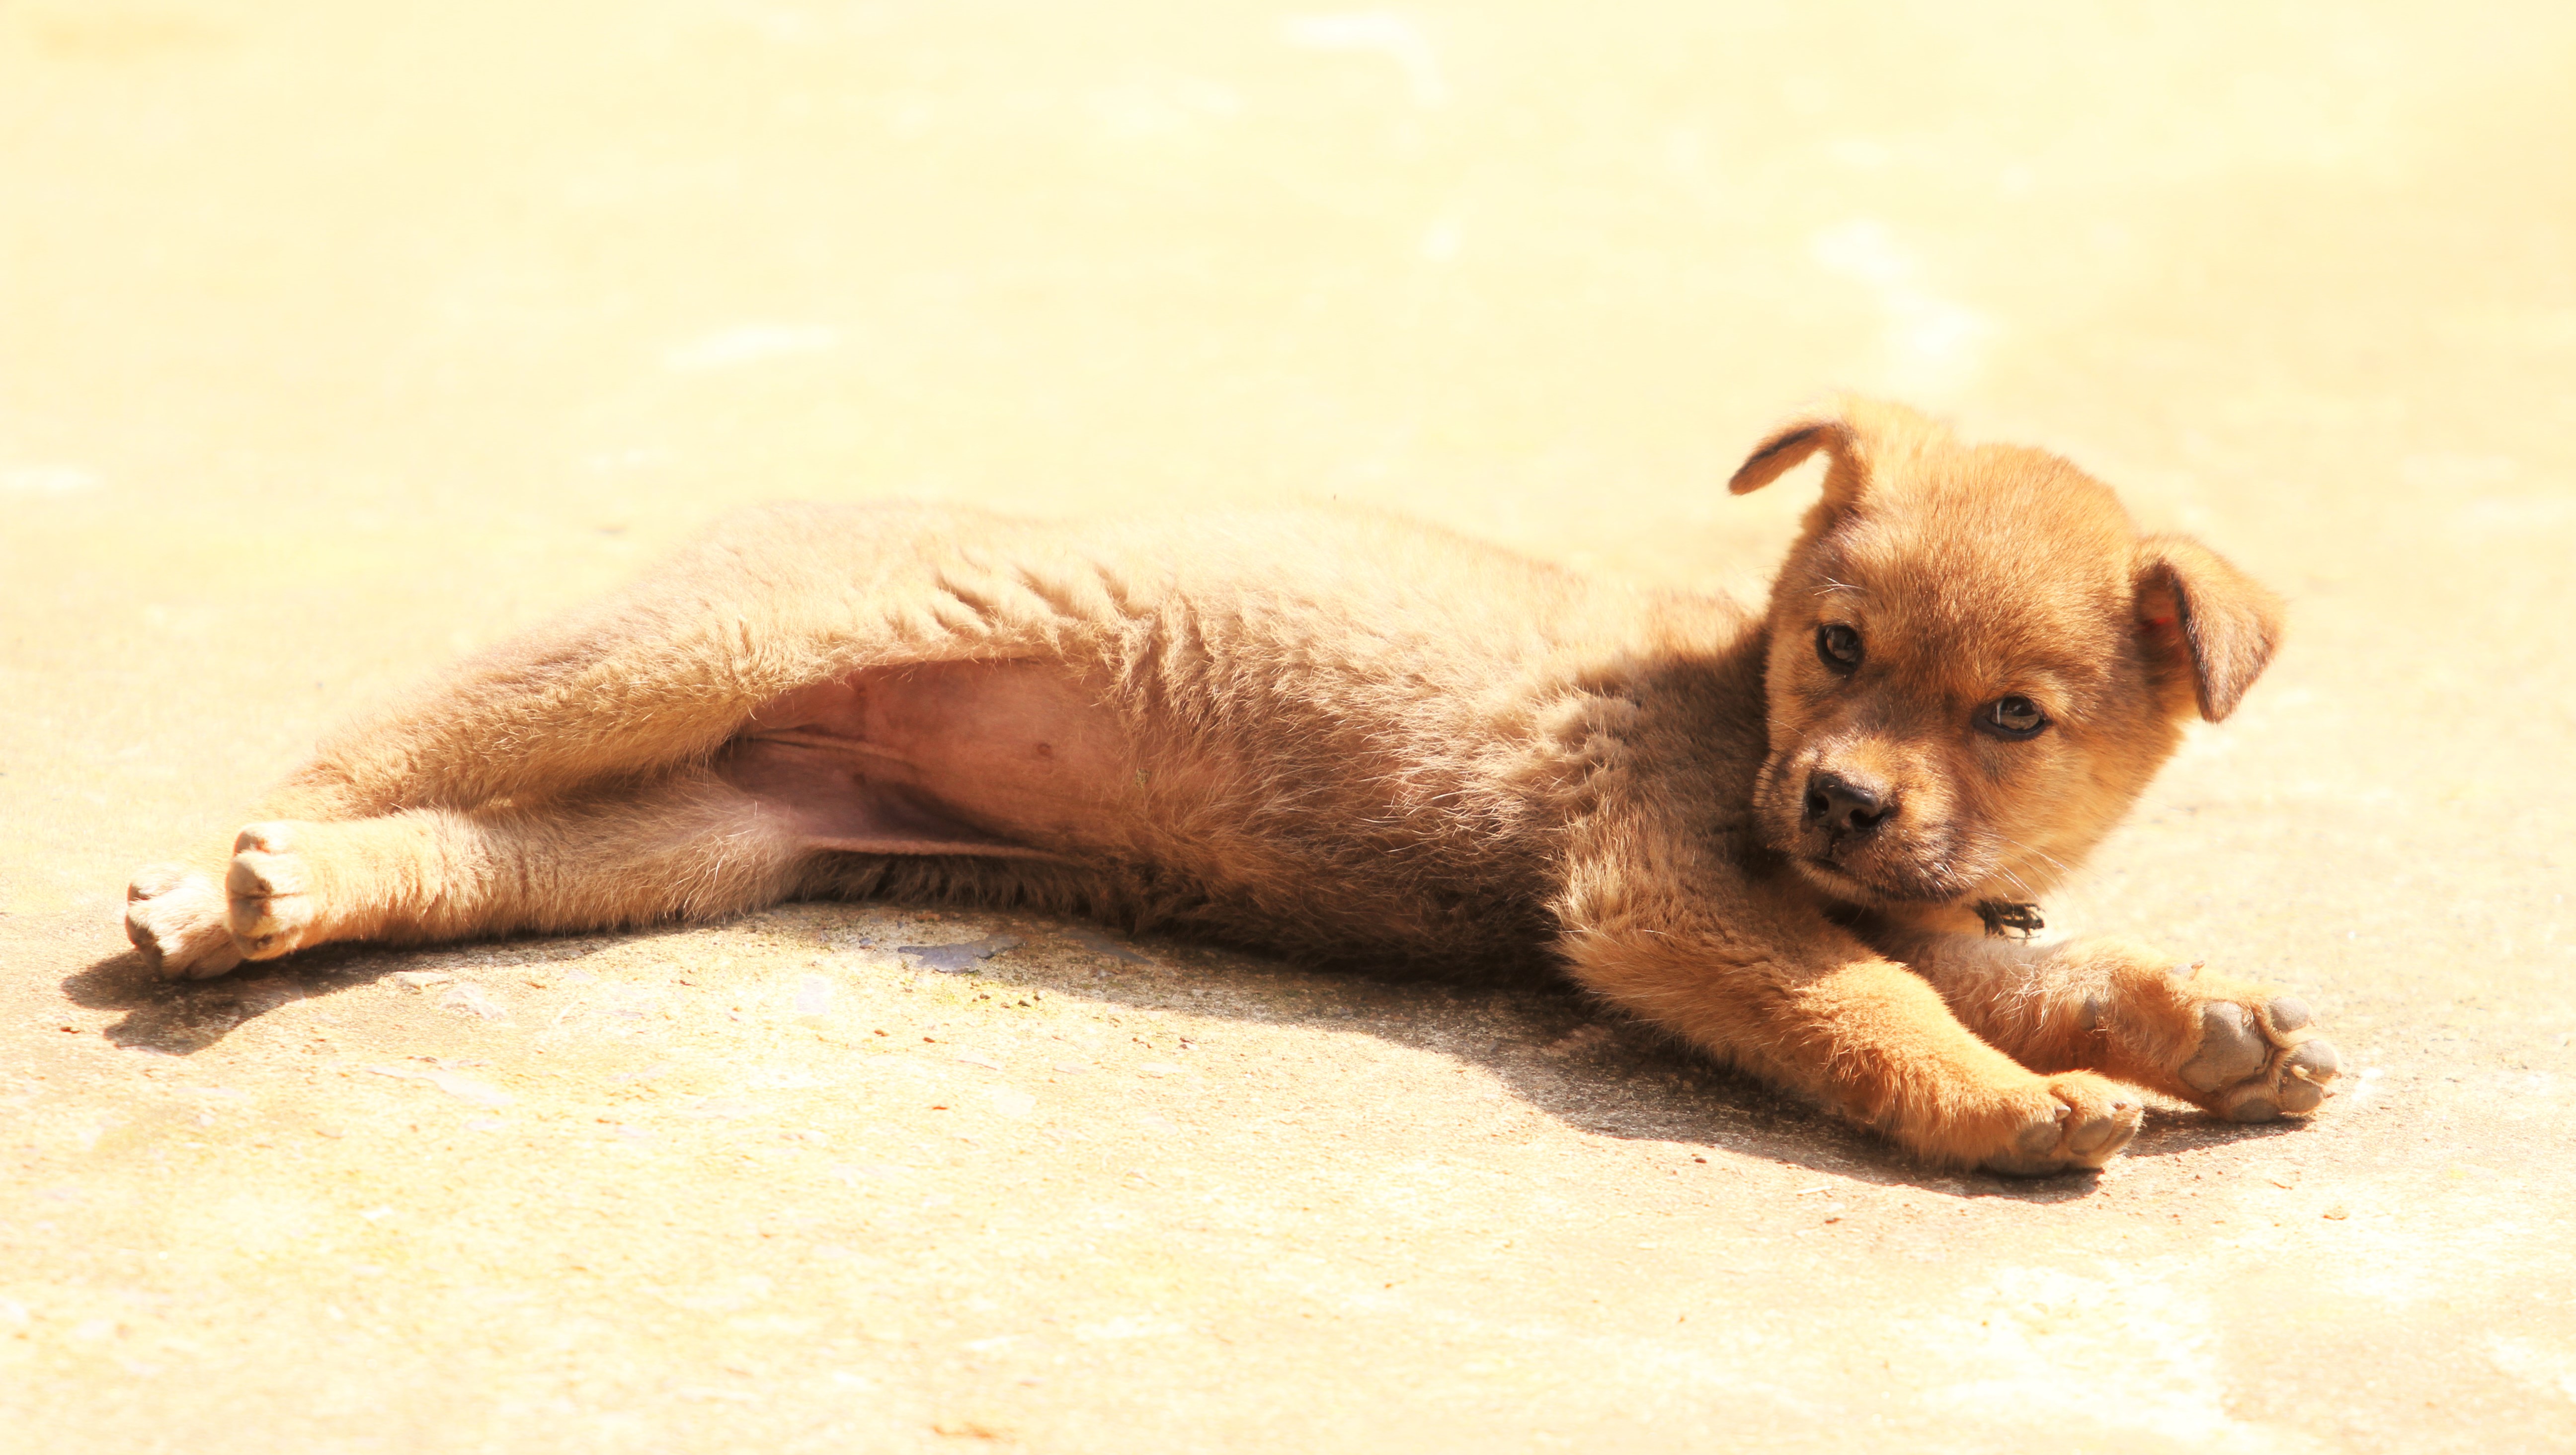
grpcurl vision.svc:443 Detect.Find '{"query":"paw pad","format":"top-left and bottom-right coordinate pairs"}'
top-left (2275, 1039), bottom-right (2340, 1114)
top-left (2179, 1003), bottom-right (2265, 1092)
top-left (2065, 1104), bottom-right (2136, 1160)
top-left (2187, 996), bottom-right (2341, 1123)
top-left (1981, 1081), bottom-right (2141, 1176)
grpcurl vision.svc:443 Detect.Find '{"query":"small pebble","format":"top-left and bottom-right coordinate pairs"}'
top-left (896, 936), bottom-right (1023, 973)
top-left (440, 983), bottom-right (507, 1020)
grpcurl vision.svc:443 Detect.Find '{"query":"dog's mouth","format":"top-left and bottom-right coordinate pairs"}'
top-left (1803, 849), bottom-right (1957, 896)
top-left (1796, 851), bottom-right (1978, 907)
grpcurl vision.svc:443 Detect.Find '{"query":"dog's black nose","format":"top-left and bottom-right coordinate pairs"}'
top-left (1804, 772), bottom-right (1893, 836)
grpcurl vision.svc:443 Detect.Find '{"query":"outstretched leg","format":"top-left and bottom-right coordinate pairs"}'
top-left (1882, 930), bottom-right (2344, 1124)
top-left (1554, 881), bottom-right (2144, 1175)
top-left (137, 766), bottom-right (812, 972)
top-left (126, 501), bottom-right (1131, 975)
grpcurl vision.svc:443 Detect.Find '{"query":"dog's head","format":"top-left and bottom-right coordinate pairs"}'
top-left (1730, 398), bottom-right (2282, 911)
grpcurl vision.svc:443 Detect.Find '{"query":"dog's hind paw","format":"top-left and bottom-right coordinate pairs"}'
top-left (225, 823), bottom-right (319, 960)
top-left (2178, 998), bottom-right (2341, 1122)
top-left (1976, 1072), bottom-right (2142, 1177)
top-left (126, 865), bottom-right (244, 979)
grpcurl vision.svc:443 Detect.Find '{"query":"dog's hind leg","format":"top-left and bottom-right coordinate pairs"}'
top-left (193, 767), bottom-right (806, 963)
top-left (128, 503), bottom-right (1126, 974)
top-left (1889, 933), bottom-right (2344, 1125)
top-left (247, 502), bottom-right (1093, 827)
top-left (124, 602), bottom-right (803, 976)
top-left (124, 577), bottom-right (790, 977)
top-left (202, 765), bottom-right (878, 963)
top-left (142, 669), bottom-right (1119, 972)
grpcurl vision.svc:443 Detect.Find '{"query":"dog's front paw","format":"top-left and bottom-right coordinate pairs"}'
top-left (126, 864), bottom-right (244, 979)
top-left (225, 823), bottom-right (320, 960)
top-left (2175, 995), bottom-right (2341, 1122)
top-left (1975, 1072), bottom-right (2142, 1177)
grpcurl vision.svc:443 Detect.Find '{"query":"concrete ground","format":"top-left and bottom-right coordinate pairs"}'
top-left (5, 3), bottom-right (2575, 1451)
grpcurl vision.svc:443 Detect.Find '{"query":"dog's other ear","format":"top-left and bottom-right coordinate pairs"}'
top-left (1727, 414), bottom-right (1855, 497)
top-left (1726, 398), bottom-right (1942, 511)
top-left (2134, 535), bottom-right (2284, 722)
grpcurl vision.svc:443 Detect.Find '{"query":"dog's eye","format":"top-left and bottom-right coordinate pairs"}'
top-left (1981, 696), bottom-right (2050, 738)
top-left (1815, 623), bottom-right (1863, 675)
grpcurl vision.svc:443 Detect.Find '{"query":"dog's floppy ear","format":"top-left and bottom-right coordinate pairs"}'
top-left (2134, 535), bottom-right (2283, 722)
top-left (1727, 415), bottom-right (1857, 497)
top-left (1727, 398), bottom-right (1940, 510)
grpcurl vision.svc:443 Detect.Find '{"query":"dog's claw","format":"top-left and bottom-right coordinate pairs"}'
top-left (1980, 1077), bottom-right (2140, 1177)
top-left (2273, 1040), bottom-right (2339, 1114)
top-left (2065, 1108), bottom-right (2134, 1160)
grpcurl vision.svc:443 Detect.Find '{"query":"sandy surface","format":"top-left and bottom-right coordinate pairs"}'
top-left (5, 3), bottom-right (2575, 1450)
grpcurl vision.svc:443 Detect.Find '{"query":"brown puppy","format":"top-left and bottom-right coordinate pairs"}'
top-left (123, 399), bottom-right (2338, 1174)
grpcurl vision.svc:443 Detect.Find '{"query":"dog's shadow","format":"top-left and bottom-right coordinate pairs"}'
top-left (58, 905), bottom-right (2296, 1200)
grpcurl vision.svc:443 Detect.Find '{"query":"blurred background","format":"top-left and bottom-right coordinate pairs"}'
top-left (5, 5), bottom-right (2576, 1449)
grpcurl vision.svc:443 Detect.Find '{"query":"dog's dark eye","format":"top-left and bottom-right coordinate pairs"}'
top-left (1815, 623), bottom-right (1863, 675)
top-left (1981, 696), bottom-right (2050, 739)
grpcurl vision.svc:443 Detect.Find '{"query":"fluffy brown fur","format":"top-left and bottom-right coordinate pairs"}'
top-left (124, 399), bottom-right (2339, 1174)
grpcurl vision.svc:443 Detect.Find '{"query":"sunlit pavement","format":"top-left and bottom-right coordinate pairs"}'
top-left (5, 5), bottom-right (2574, 1450)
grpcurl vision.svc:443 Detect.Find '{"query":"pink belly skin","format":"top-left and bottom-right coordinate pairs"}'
top-left (722, 661), bottom-right (1135, 859)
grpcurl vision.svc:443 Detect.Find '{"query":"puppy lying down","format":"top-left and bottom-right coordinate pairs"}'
top-left (126, 399), bottom-right (2338, 1175)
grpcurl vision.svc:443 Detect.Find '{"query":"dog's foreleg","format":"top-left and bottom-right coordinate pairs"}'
top-left (134, 767), bottom-right (809, 971)
top-left (1557, 917), bottom-right (2143, 1175)
top-left (1889, 933), bottom-right (2344, 1125)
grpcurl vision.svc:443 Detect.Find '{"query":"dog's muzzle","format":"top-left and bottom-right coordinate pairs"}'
top-left (1802, 770), bottom-right (1893, 840)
